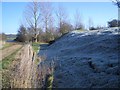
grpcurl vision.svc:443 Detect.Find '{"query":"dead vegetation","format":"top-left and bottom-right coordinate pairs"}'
top-left (10, 44), bottom-right (35, 88)
top-left (2, 45), bottom-right (23, 88)
top-left (2, 43), bottom-right (55, 88)
top-left (35, 60), bottom-right (55, 88)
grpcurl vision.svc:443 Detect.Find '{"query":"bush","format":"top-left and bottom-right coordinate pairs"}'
top-left (89, 27), bottom-right (97, 30)
top-left (49, 40), bottom-right (55, 45)
top-left (59, 21), bottom-right (73, 35)
top-left (15, 25), bottom-right (29, 42)
top-left (15, 25), bottom-right (64, 43)
top-left (108, 19), bottom-right (120, 27)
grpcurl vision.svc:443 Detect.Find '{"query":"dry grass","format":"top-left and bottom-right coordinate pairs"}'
top-left (35, 60), bottom-right (55, 88)
top-left (2, 46), bottom-right (23, 88)
top-left (2, 43), bottom-right (56, 88)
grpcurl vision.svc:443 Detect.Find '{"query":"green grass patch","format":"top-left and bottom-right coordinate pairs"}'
top-left (46, 74), bottom-right (54, 89)
top-left (34, 58), bottom-right (40, 66)
top-left (7, 37), bottom-right (16, 41)
top-left (32, 42), bottom-right (48, 65)
top-left (1, 46), bottom-right (22, 70)
top-left (75, 29), bottom-right (86, 32)
top-left (32, 42), bottom-right (40, 53)
top-left (32, 42), bottom-right (48, 52)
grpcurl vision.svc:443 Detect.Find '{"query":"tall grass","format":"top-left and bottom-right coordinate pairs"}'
top-left (35, 59), bottom-right (55, 88)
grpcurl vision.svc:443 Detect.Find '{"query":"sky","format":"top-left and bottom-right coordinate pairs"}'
top-left (1, 2), bottom-right (118, 34)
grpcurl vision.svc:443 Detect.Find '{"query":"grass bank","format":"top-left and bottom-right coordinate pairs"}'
top-left (32, 42), bottom-right (54, 88)
top-left (0, 46), bottom-right (22, 70)
top-left (1, 45), bottom-right (23, 88)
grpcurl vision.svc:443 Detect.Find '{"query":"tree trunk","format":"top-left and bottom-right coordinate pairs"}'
top-left (118, 8), bottom-right (120, 21)
top-left (34, 33), bottom-right (38, 43)
top-left (118, 8), bottom-right (120, 28)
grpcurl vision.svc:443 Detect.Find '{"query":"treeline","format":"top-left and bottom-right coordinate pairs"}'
top-left (89, 19), bottom-right (120, 30)
top-left (15, 23), bottom-right (73, 43)
top-left (15, 25), bottom-right (59, 43)
top-left (15, 2), bottom-right (76, 43)
top-left (15, 19), bottom-right (120, 43)
top-left (15, 1), bottom-right (120, 43)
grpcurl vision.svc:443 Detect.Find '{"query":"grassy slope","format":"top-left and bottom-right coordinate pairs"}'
top-left (1, 46), bottom-right (22, 69)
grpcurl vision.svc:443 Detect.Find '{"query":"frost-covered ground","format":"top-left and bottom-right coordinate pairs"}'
top-left (38, 27), bottom-right (120, 88)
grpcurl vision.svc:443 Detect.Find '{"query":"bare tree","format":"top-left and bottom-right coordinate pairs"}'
top-left (112, 0), bottom-right (120, 23)
top-left (25, 1), bottom-right (40, 42)
top-left (56, 5), bottom-right (68, 35)
top-left (88, 17), bottom-right (94, 30)
top-left (40, 2), bottom-right (53, 33)
top-left (113, 0), bottom-right (120, 8)
top-left (74, 10), bottom-right (84, 30)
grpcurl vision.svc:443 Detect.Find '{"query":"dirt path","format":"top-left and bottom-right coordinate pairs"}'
top-left (0, 44), bottom-right (22, 60)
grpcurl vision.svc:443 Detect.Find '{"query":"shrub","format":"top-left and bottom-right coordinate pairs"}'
top-left (108, 19), bottom-right (120, 27)
top-left (15, 25), bottom-right (29, 42)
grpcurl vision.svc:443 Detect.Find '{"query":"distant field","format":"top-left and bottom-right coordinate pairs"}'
top-left (6, 34), bottom-right (16, 40)
top-left (5, 34), bottom-right (16, 42)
